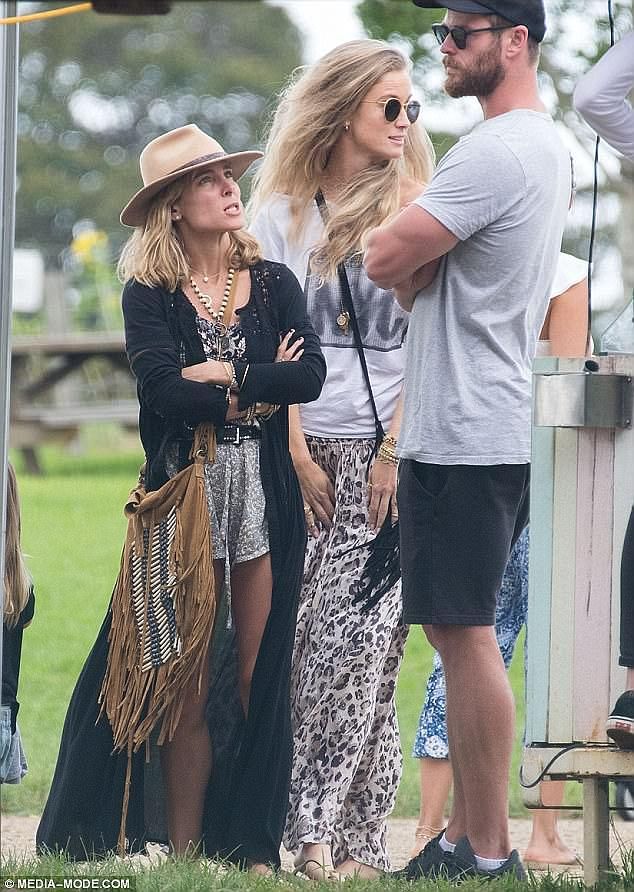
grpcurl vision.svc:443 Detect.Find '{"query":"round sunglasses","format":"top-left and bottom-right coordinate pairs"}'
top-left (432, 23), bottom-right (513, 50)
top-left (362, 97), bottom-right (421, 124)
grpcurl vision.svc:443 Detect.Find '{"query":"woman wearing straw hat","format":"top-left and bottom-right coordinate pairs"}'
top-left (37, 124), bottom-right (325, 873)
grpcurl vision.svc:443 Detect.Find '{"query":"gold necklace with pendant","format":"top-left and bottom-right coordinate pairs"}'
top-left (336, 308), bottom-right (350, 334)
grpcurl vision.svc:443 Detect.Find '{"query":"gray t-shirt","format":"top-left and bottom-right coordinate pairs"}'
top-left (400, 110), bottom-right (571, 465)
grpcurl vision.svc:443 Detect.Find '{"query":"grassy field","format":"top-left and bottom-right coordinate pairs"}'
top-left (4, 440), bottom-right (537, 820)
top-left (3, 852), bottom-right (631, 892)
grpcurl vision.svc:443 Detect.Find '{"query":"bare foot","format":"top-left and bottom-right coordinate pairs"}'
top-left (334, 859), bottom-right (382, 879)
top-left (409, 825), bottom-right (444, 859)
top-left (524, 838), bottom-right (581, 867)
top-left (248, 861), bottom-right (274, 875)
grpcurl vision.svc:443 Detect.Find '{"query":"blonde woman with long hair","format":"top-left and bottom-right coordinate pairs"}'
top-left (37, 125), bottom-right (325, 872)
top-left (249, 40), bottom-right (435, 879)
top-left (1, 463), bottom-right (35, 785)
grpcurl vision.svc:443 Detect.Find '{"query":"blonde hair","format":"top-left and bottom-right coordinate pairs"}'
top-left (117, 174), bottom-right (262, 290)
top-left (249, 39), bottom-right (435, 279)
top-left (3, 464), bottom-right (31, 629)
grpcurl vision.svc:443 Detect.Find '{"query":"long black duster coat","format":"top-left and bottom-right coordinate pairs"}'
top-left (37, 260), bottom-right (326, 868)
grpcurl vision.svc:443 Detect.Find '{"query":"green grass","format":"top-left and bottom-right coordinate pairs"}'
top-left (3, 443), bottom-right (567, 820)
top-left (0, 853), bottom-right (632, 892)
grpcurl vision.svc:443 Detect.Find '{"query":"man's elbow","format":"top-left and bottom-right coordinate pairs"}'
top-left (364, 251), bottom-right (394, 289)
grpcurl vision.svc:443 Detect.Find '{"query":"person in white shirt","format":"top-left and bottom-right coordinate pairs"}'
top-left (249, 39), bottom-right (435, 880)
top-left (574, 32), bottom-right (634, 161)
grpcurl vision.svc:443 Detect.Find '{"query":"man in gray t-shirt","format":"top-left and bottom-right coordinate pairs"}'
top-left (365, 0), bottom-right (570, 881)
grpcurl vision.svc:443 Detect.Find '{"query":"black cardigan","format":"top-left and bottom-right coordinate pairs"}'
top-left (37, 260), bottom-right (326, 868)
top-left (122, 259), bottom-right (325, 490)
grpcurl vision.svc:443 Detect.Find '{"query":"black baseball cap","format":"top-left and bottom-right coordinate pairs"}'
top-left (412, 0), bottom-right (546, 43)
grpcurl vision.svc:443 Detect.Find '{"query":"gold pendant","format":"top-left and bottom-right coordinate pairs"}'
top-left (336, 310), bottom-right (350, 334)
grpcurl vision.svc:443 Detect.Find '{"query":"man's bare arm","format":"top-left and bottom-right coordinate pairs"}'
top-left (392, 260), bottom-right (442, 311)
top-left (364, 204), bottom-right (458, 290)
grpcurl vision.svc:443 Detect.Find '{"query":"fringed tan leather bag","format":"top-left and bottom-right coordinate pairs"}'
top-left (98, 423), bottom-right (217, 854)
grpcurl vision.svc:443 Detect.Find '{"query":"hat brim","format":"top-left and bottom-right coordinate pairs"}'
top-left (120, 150), bottom-right (263, 227)
top-left (412, 0), bottom-right (493, 12)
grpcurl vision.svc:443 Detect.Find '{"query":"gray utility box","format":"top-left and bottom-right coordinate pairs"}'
top-left (534, 363), bottom-right (632, 429)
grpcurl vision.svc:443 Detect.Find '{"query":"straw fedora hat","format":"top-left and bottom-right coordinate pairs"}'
top-left (120, 124), bottom-right (263, 227)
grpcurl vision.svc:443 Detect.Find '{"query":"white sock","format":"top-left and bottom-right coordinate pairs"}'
top-left (438, 833), bottom-right (456, 854)
top-left (474, 853), bottom-right (508, 871)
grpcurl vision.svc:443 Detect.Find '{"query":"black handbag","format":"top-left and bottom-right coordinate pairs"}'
top-left (315, 191), bottom-right (401, 610)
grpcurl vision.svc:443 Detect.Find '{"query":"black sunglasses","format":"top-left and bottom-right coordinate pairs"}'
top-left (432, 23), bottom-right (512, 50)
top-left (363, 97), bottom-right (421, 124)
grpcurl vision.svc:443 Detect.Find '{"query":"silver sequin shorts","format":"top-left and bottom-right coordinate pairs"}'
top-left (204, 441), bottom-right (269, 565)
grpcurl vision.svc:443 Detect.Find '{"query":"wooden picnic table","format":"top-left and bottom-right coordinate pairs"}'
top-left (10, 331), bottom-right (138, 472)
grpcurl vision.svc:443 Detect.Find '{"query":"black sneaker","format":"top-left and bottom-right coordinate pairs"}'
top-left (453, 836), bottom-right (527, 881)
top-left (606, 690), bottom-right (634, 749)
top-left (393, 831), bottom-right (468, 881)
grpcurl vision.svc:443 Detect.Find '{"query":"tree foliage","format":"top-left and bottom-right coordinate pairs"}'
top-left (16, 1), bottom-right (302, 264)
top-left (358, 0), bottom-right (632, 136)
top-left (357, 0), bottom-right (634, 324)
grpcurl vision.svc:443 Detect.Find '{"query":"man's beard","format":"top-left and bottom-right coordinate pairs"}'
top-left (443, 43), bottom-right (505, 98)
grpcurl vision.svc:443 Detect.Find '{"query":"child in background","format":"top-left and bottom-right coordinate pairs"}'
top-left (1, 463), bottom-right (35, 784)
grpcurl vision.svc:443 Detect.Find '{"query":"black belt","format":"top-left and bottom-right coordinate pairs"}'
top-left (217, 424), bottom-right (262, 445)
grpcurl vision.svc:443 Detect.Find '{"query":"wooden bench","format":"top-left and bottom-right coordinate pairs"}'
top-left (10, 332), bottom-right (137, 472)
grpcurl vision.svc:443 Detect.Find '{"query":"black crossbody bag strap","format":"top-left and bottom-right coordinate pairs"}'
top-left (315, 190), bottom-right (384, 449)
top-left (314, 191), bottom-right (400, 611)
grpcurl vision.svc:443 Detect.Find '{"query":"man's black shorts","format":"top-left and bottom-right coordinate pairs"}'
top-left (398, 461), bottom-right (530, 626)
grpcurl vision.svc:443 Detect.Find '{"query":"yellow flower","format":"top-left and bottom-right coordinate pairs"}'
top-left (70, 229), bottom-right (108, 263)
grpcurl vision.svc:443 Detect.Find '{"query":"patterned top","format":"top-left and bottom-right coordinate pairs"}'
top-left (195, 316), bottom-right (257, 428)
top-left (196, 315), bottom-right (247, 363)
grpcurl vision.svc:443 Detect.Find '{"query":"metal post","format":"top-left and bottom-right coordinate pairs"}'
top-left (583, 777), bottom-right (611, 886)
top-left (0, 1), bottom-right (19, 661)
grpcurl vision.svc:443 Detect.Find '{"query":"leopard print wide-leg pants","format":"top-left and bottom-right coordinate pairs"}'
top-left (284, 437), bottom-right (408, 871)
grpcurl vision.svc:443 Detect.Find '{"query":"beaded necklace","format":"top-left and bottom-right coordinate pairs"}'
top-left (189, 267), bottom-right (235, 324)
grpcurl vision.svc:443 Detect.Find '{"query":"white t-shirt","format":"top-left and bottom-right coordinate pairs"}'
top-left (250, 194), bottom-right (408, 438)
top-left (574, 32), bottom-right (634, 162)
top-left (536, 252), bottom-right (587, 357)
top-left (401, 110), bottom-right (571, 466)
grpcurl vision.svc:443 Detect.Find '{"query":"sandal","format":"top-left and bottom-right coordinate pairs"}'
top-left (294, 852), bottom-right (338, 882)
top-left (332, 860), bottom-right (383, 880)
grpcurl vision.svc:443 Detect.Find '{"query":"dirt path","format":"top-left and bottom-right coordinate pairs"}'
top-left (3, 813), bottom-right (634, 876)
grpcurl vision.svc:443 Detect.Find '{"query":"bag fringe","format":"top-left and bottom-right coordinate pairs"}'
top-left (351, 516), bottom-right (400, 612)
top-left (98, 424), bottom-right (216, 854)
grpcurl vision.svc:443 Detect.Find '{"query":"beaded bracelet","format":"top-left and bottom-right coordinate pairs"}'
top-left (376, 434), bottom-right (398, 466)
top-left (243, 403), bottom-right (257, 423)
top-left (222, 360), bottom-right (240, 391)
top-left (256, 402), bottom-right (280, 421)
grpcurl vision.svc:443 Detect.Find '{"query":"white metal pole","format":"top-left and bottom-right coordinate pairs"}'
top-left (0, 1), bottom-right (19, 669)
